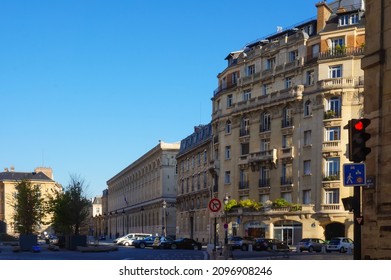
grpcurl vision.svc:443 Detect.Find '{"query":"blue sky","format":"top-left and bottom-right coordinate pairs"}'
top-left (0, 0), bottom-right (320, 198)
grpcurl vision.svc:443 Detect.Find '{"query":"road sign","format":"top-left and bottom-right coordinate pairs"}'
top-left (209, 198), bottom-right (222, 212)
top-left (343, 163), bottom-right (366, 186)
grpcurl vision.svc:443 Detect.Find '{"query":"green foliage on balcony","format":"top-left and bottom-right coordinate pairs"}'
top-left (224, 199), bottom-right (262, 212)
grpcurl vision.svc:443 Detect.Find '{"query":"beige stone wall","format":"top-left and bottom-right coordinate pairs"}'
top-left (361, 0), bottom-right (391, 259)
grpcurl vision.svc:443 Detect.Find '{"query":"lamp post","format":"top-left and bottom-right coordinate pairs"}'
top-left (141, 206), bottom-right (144, 233)
top-left (224, 194), bottom-right (229, 245)
top-left (162, 200), bottom-right (167, 236)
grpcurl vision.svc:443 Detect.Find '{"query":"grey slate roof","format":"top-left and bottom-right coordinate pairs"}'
top-left (0, 171), bottom-right (54, 182)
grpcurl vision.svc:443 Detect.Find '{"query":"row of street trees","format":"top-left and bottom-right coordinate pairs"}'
top-left (10, 174), bottom-right (91, 246)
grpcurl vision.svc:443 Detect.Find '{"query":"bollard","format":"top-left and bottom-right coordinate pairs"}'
top-left (248, 244), bottom-right (253, 252)
top-left (321, 246), bottom-right (326, 254)
top-left (347, 247), bottom-right (352, 254)
top-left (296, 245), bottom-right (300, 253)
top-left (272, 244), bottom-right (277, 251)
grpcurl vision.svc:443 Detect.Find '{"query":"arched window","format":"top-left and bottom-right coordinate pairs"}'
top-left (304, 100), bottom-right (311, 117)
top-left (225, 120), bottom-right (232, 134)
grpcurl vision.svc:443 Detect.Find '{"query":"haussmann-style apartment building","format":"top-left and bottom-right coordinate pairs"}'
top-left (209, 0), bottom-right (366, 246)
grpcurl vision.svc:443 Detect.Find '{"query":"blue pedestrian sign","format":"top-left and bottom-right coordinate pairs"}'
top-left (343, 163), bottom-right (366, 186)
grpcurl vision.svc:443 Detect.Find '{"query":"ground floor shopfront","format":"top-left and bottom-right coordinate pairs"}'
top-left (217, 206), bottom-right (354, 245)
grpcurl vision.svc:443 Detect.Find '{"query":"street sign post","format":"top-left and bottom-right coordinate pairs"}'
top-left (343, 163), bottom-right (366, 186)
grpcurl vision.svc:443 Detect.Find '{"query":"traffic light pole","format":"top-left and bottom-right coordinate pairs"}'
top-left (353, 185), bottom-right (361, 260)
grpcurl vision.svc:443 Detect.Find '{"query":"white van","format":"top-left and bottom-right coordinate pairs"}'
top-left (115, 233), bottom-right (152, 246)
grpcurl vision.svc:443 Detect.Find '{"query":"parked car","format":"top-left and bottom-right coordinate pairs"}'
top-left (133, 236), bottom-right (157, 248)
top-left (326, 237), bottom-right (354, 253)
top-left (228, 236), bottom-right (255, 251)
top-left (115, 233), bottom-right (152, 246)
top-left (152, 236), bottom-right (174, 249)
top-left (298, 238), bottom-right (327, 252)
top-left (253, 238), bottom-right (290, 251)
top-left (170, 238), bottom-right (202, 250)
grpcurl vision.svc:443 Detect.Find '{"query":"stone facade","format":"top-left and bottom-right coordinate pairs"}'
top-left (105, 141), bottom-right (180, 239)
top-left (361, 0), bottom-right (391, 259)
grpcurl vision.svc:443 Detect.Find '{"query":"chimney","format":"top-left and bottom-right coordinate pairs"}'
top-left (4, 168), bottom-right (9, 172)
top-left (10, 166), bottom-right (14, 172)
top-left (34, 167), bottom-right (53, 180)
top-left (316, 1), bottom-right (332, 33)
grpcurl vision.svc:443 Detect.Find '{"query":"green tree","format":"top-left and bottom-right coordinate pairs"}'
top-left (11, 179), bottom-right (46, 235)
top-left (48, 175), bottom-right (91, 236)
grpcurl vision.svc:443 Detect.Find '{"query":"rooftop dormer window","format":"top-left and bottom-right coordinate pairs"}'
top-left (338, 12), bottom-right (360, 26)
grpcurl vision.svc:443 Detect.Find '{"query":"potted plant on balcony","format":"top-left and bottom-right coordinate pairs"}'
top-left (324, 110), bottom-right (336, 119)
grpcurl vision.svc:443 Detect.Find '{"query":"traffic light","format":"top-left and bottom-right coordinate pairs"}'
top-left (346, 118), bottom-right (371, 162)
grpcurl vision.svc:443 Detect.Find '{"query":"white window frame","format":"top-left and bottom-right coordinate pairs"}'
top-left (304, 160), bottom-right (311, 175)
top-left (329, 65), bottom-right (343, 78)
top-left (325, 189), bottom-right (339, 204)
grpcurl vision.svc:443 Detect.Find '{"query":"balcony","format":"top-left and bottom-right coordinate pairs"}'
top-left (318, 76), bottom-right (364, 90)
top-left (322, 141), bottom-right (341, 152)
top-left (259, 178), bottom-right (270, 188)
top-left (318, 46), bottom-right (365, 60)
top-left (239, 72), bottom-right (261, 87)
top-left (239, 181), bottom-right (250, 189)
top-left (280, 146), bottom-right (294, 159)
top-left (320, 204), bottom-right (342, 211)
top-left (281, 117), bottom-right (294, 128)
top-left (324, 110), bottom-right (341, 120)
top-left (248, 149), bottom-right (277, 164)
top-left (280, 176), bottom-right (293, 186)
top-left (213, 82), bottom-right (237, 97)
top-left (239, 128), bottom-right (250, 137)
top-left (322, 172), bottom-right (340, 182)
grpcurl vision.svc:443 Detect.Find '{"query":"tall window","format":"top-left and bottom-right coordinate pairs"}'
top-left (225, 146), bottom-right (231, 159)
top-left (282, 192), bottom-right (292, 203)
top-left (243, 89), bottom-right (251, 101)
top-left (261, 112), bottom-right (271, 132)
top-left (289, 50), bottom-right (298, 62)
top-left (303, 190), bottom-right (311, 204)
top-left (259, 167), bottom-right (270, 187)
top-left (326, 127), bottom-right (341, 141)
top-left (331, 38), bottom-right (345, 49)
top-left (327, 97), bottom-right (341, 117)
top-left (227, 94), bottom-right (233, 108)
top-left (282, 134), bottom-right (292, 148)
top-left (285, 77), bottom-right (293, 89)
top-left (304, 130), bottom-right (312, 146)
top-left (224, 171), bottom-right (231, 184)
top-left (306, 70), bottom-right (314, 86)
top-left (325, 157), bottom-right (340, 178)
top-left (282, 107), bottom-right (293, 127)
top-left (281, 163), bottom-right (292, 185)
top-left (225, 120), bottom-right (232, 134)
top-left (231, 72), bottom-right (238, 84)
top-left (325, 189), bottom-right (339, 204)
top-left (261, 139), bottom-right (270, 152)
top-left (266, 57), bottom-right (276, 70)
top-left (304, 160), bottom-right (311, 175)
top-left (304, 100), bottom-right (311, 116)
top-left (262, 83), bottom-right (272, 95)
top-left (240, 117), bottom-right (250, 136)
top-left (239, 170), bottom-right (249, 189)
top-left (241, 142), bottom-right (250, 156)
top-left (246, 64), bottom-right (255, 76)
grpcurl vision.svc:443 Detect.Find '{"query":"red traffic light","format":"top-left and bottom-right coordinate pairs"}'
top-left (354, 121), bottom-right (364, 131)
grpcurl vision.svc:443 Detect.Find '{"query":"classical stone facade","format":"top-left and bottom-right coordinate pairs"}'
top-left (106, 141), bottom-right (180, 239)
top-left (210, 0), bottom-right (365, 245)
top-left (176, 124), bottom-right (214, 244)
top-left (0, 167), bottom-right (62, 236)
top-left (361, 0), bottom-right (391, 259)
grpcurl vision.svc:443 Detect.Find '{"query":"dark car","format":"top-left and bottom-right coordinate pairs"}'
top-left (170, 238), bottom-right (202, 250)
top-left (298, 238), bottom-right (327, 252)
top-left (133, 236), bottom-right (157, 249)
top-left (228, 236), bottom-right (255, 251)
top-left (152, 236), bottom-right (174, 249)
top-left (254, 238), bottom-right (289, 251)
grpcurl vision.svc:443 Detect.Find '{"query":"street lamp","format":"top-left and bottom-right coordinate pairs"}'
top-left (224, 194), bottom-right (229, 245)
top-left (162, 200), bottom-right (167, 236)
top-left (141, 206), bottom-right (144, 233)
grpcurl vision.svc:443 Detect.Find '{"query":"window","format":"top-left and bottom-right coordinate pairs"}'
top-left (311, 44), bottom-right (320, 58)
top-left (281, 163), bottom-right (292, 185)
top-left (260, 194), bottom-right (270, 204)
top-left (240, 117), bottom-right (250, 136)
top-left (285, 77), bottom-right (293, 89)
top-left (339, 15), bottom-right (349, 26)
top-left (331, 38), bottom-right (345, 49)
top-left (224, 171), bottom-right (231, 184)
top-left (303, 190), bottom-right (311, 204)
top-left (306, 70), bottom-right (314, 86)
top-left (203, 171), bottom-right (207, 188)
top-left (225, 120), bottom-right (232, 134)
top-left (304, 130), bottom-right (312, 146)
top-left (326, 127), bottom-right (341, 141)
top-left (241, 142), bottom-right (250, 156)
top-left (247, 64), bottom-right (255, 76)
top-left (325, 157), bottom-right (340, 178)
top-left (231, 72), bottom-right (238, 84)
top-left (243, 89), bottom-right (251, 101)
top-left (227, 94), bottom-right (233, 108)
top-left (325, 189), bottom-right (339, 204)
top-left (225, 146), bottom-right (231, 159)
top-left (339, 13), bottom-right (359, 26)
top-left (329, 65), bottom-right (342, 78)
top-left (304, 100), bottom-right (311, 116)
top-left (261, 112), bottom-right (271, 132)
top-left (327, 97), bottom-right (341, 117)
top-left (304, 160), bottom-right (311, 175)
top-left (239, 170), bottom-right (249, 189)
top-left (221, 77), bottom-right (227, 89)
top-left (262, 83), bottom-right (272, 95)
top-left (266, 57), bottom-right (276, 70)
top-left (259, 167), bottom-right (270, 188)
top-left (261, 139), bottom-right (270, 152)
top-left (282, 192), bottom-right (292, 203)
top-left (289, 50), bottom-right (298, 62)
top-left (282, 134), bottom-right (292, 148)
top-left (203, 150), bottom-right (207, 163)
top-left (282, 107), bottom-right (293, 127)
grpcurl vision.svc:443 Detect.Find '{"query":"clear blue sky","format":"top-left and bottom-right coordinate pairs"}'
top-left (0, 0), bottom-right (320, 199)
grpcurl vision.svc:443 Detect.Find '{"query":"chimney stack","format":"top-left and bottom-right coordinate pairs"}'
top-left (316, 1), bottom-right (332, 33)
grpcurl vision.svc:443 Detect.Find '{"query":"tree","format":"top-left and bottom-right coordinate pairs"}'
top-left (11, 179), bottom-right (46, 235)
top-left (48, 175), bottom-right (91, 236)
